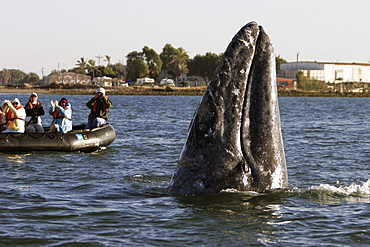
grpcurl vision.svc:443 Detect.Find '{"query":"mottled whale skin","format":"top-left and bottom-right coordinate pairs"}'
top-left (166, 22), bottom-right (288, 195)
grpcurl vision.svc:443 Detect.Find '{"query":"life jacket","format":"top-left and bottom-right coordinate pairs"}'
top-left (92, 98), bottom-right (109, 113)
top-left (52, 109), bottom-right (65, 119)
top-left (26, 102), bottom-right (35, 109)
top-left (52, 107), bottom-right (71, 120)
top-left (6, 106), bottom-right (24, 124)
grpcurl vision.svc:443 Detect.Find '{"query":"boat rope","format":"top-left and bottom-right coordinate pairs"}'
top-left (1, 133), bottom-right (29, 140)
top-left (0, 133), bottom-right (54, 140)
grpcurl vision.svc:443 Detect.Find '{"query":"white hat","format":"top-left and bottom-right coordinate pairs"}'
top-left (30, 92), bottom-right (38, 97)
top-left (96, 87), bottom-right (106, 95)
top-left (12, 98), bottom-right (20, 104)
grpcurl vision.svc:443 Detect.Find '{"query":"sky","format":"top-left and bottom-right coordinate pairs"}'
top-left (1, 0), bottom-right (370, 77)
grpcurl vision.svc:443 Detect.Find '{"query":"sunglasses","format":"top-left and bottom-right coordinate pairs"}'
top-left (12, 102), bottom-right (18, 105)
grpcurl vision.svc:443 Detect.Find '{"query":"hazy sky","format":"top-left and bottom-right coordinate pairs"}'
top-left (1, 0), bottom-right (370, 77)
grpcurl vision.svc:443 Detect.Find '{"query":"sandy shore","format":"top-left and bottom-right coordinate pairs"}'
top-left (0, 86), bottom-right (208, 96)
top-left (0, 87), bottom-right (54, 94)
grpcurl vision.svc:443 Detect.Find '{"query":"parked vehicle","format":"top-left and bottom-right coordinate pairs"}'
top-left (136, 77), bottom-right (155, 86)
top-left (160, 78), bottom-right (175, 86)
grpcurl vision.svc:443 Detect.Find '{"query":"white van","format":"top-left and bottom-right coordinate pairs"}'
top-left (136, 77), bottom-right (155, 86)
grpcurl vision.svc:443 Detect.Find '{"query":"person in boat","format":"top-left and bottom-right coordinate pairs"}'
top-left (49, 97), bottom-right (72, 133)
top-left (25, 92), bottom-right (45, 133)
top-left (1, 98), bottom-right (26, 133)
top-left (85, 87), bottom-right (113, 129)
top-left (0, 101), bottom-right (6, 132)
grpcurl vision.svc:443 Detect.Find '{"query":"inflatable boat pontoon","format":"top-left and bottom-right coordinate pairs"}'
top-left (0, 123), bottom-right (116, 152)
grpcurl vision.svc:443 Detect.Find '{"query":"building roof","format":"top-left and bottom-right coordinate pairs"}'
top-left (286, 61), bottom-right (370, 67)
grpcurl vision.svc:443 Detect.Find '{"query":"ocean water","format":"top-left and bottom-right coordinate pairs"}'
top-left (0, 93), bottom-right (370, 246)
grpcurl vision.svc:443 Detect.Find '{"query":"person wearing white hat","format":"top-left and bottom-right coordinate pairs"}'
top-left (25, 92), bottom-right (45, 133)
top-left (1, 98), bottom-right (26, 133)
top-left (85, 87), bottom-right (113, 129)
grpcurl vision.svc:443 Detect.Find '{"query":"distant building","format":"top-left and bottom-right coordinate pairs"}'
top-left (278, 61), bottom-right (370, 91)
top-left (92, 76), bottom-right (113, 87)
top-left (182, 76), bottom-right (207, 87)
top-left (279, 61), bottom-right (370, 84)
top-left (276, 77), bottom-right (296, 90)
top-left (157, 71), bottom-right (207, 87)
top-left (45, 72), bottom-right (91, 85)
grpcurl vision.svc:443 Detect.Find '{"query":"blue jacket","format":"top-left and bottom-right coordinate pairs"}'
top-left (49, 104), bottom-right (72, 133)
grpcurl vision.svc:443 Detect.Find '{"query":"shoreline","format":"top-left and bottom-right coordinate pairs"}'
top-left (1, 86), bottom-right (370, 97)
top-left (0, 86), bottom-right (208, 96)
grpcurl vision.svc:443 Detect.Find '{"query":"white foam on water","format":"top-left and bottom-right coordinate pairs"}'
top-left (309, 179), bottom-right (370, 196)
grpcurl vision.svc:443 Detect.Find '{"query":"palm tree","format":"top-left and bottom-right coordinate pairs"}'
top-left (169, 47), bottom-right (189, 81)
top-left (87, 59), bottom-right (98, 82)
top-left (75, 57), bottom-right (88, 73)
top-left (104, 55), bottom-right (112, 66)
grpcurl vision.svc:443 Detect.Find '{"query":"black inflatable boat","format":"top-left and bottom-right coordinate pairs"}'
top-left (0, 124), bottom-right (116, 152)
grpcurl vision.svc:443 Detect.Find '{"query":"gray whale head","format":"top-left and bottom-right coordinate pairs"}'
top-left (167, 21), bottom-right (288, 195)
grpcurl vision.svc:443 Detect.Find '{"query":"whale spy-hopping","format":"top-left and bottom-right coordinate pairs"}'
top-left (166, 21), bottom-right (288, 195)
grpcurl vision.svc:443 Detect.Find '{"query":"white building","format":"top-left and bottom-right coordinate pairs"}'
top-left (279, 61), bottom-right (370, 84)
top-left (92, 76), bottom-right (113, 87)
top-left (45, 72), bottom-right (91, 85)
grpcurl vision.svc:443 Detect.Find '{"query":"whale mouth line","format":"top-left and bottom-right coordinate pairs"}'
top-left (239, 70), bottom-right (259, 184)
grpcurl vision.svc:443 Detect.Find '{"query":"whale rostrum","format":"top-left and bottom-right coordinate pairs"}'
top-left (167, 21), bottom-right (288, 195)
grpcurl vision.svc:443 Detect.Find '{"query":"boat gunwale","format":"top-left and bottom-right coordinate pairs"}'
top-left (0, 123), bottom-right (116, 152)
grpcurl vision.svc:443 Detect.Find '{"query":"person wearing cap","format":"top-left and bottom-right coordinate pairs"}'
top-left (85, 87), bottom-right (113, 129)
top-left (1, 98), bottom-right (26, 133)
top-left (25, 92), bottom-right (45, 133)
top-left (49, 97), bottom-right (72, 133)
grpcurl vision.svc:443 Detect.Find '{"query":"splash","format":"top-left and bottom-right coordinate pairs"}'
top-left (300, 180), bottom-right (370, 204)
top-left (309, 180), bottom-right (370, 196)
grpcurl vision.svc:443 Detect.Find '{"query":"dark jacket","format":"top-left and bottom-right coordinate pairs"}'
top-left (25, 102), bottom-right (45, 124)
top-left (86, 96), bottom-right (113, 121)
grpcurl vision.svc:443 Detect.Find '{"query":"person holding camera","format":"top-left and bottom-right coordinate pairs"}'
top-left (1, 98), bottom-right (26, 133)
top-left (25, 92), bottom-right (45, 133)
top-left (85, 87), bottom-right (113, 129)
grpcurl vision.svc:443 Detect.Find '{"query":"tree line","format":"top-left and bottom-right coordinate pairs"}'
top-left (0, 69), bottom-right (40, 86)
top-left (1, 44), bottom-right (290, 86)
